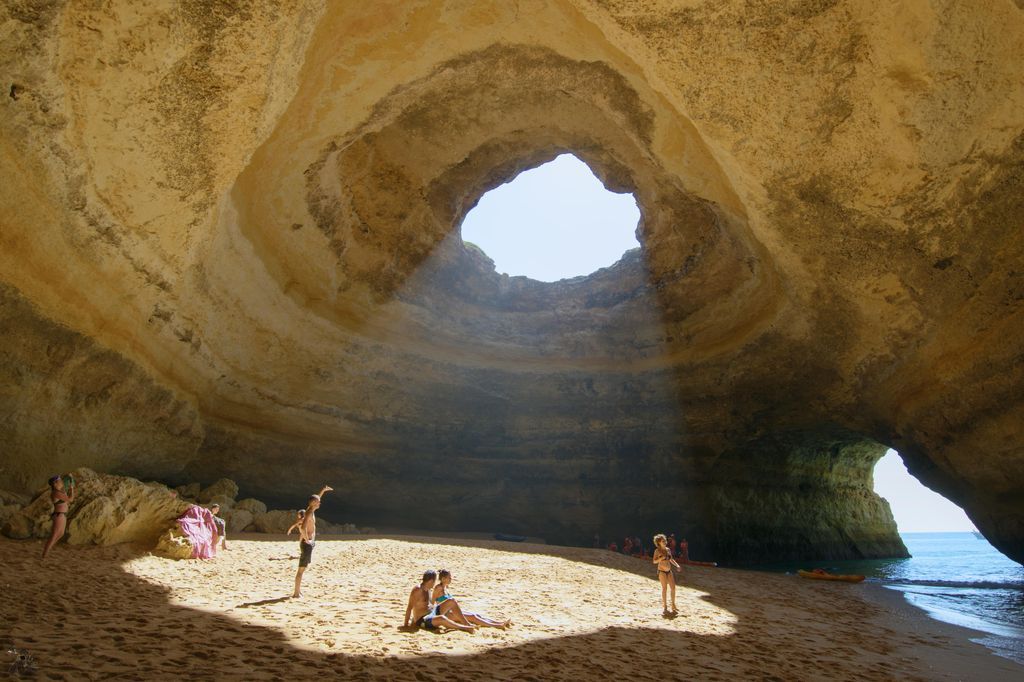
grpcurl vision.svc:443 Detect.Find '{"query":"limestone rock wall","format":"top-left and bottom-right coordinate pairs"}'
top-left (0, 284), bottom-right (204, 491)
top-left (1, 1), bottom-right (1021, 564)
top-left (1, 468), bottom-right (190, 545)
top-left (699, 435), bottom-right (908, 562)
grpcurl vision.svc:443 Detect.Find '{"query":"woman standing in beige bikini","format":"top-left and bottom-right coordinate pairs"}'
top-left (42, 474), bottom-right (75, 559)
top-left (652, 533), bottom-right (680, 615)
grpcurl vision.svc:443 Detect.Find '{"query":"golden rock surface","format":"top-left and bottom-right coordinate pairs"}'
top-left (1, 1), bottom-right (1021, 562)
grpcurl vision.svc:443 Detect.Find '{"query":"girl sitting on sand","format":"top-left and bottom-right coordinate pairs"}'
top-left (404, 570), bottom-right (476, 632)
top-left (652, 533), bottom-right (680, 615)
top-left (432, 569), bottom-right (511, 629)
top-left (42, 474), bottom-right (75, 560)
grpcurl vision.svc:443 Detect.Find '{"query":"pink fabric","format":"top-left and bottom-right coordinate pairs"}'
top-left (177, 505), bottom-right (219, 559)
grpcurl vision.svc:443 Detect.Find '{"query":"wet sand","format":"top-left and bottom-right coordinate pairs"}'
top-left (2, 534), bottom-right (1020, 680)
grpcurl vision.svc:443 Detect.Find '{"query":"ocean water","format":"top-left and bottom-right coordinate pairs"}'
top-left (755, 532), bottom-right (1024, 665)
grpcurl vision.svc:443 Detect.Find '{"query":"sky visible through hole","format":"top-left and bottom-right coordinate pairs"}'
top-left (460, 154), bottom-right (973, 533)
top-left (874, 449), bottom-right (975, 532)
top-left (460, 154), bottom-right (640, 282)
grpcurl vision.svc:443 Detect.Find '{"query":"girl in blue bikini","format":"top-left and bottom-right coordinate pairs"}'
top-left (432, 569), bottom-right (511, 629)
top-left (404, 570), bottom-right (476, 632)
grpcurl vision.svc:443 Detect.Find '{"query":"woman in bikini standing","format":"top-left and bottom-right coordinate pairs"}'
top-left (652, 533), bottom-right (680, 615)
top-left (42, 474), bottom-right (75, 559)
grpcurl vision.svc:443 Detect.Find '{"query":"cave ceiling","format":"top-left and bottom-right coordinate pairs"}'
top-left (1, 0), bottom-right (1022, 563)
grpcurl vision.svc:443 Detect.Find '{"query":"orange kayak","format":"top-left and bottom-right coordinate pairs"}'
top-left (798, 569), bottom-right (865, 583)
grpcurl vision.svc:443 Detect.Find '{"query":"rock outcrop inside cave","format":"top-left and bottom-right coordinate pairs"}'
top-left (1, 470), bottom-right (367, 555)
top-left (1, 1), bottom-right (1022, 564)
top-left (1, 468), bottom-right (190, 545)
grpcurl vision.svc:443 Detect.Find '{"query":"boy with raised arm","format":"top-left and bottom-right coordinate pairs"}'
top-left (292, 484), bottom-right (332, 598)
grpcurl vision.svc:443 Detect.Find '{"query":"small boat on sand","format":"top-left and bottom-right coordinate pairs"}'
top-left (493, 533), bottom-right (527, 542)
top-left (798, 569), bottom-right (865, 583)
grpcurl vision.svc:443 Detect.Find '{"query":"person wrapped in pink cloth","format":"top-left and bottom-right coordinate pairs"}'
top-left (176, 505), bottom-right (221, 559)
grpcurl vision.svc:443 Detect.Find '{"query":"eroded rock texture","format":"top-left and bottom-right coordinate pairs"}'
top-left (1, 468), bottom-right (190, 546)
top-left (1, 1), bottom-right (1021, 563)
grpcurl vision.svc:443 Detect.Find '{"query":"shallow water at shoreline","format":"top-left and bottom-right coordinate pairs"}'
top-left (749, 532), bottom-right (1024, 665)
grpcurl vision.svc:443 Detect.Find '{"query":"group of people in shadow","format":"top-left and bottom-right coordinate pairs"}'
top-left (606, 532), bottom-right (689, 561)
top-left (404, 569), bottom-right (512, 632)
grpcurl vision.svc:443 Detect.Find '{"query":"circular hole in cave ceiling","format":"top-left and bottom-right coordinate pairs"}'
top-left (460, 153), bottom-right (641, 282)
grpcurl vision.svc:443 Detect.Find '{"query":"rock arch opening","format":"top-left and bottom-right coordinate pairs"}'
top-left (695, 431), bottom-right (909, 565)
top-left (873, 449), bottom-right (977, 534)
top-left (460, 153), bottom-right (641, 282)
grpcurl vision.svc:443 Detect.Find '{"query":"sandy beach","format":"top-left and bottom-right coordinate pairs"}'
top-left (2, 534), bottom-right (1020, 681)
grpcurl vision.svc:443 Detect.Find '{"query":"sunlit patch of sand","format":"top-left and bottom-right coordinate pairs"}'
top-left (122, 537), bottom-right (738, 658)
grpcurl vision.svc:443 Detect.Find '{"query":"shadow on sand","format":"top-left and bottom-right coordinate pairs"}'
top-left (1, 536), bottom-right (1016, 681)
